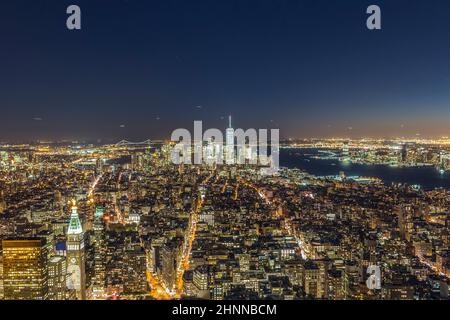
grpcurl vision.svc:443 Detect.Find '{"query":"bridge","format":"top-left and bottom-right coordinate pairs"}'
top-left (114, 139), bottom-right (153, 147)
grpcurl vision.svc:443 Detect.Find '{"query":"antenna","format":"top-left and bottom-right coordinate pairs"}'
top-left (229, 115), bottom-right (232, 128)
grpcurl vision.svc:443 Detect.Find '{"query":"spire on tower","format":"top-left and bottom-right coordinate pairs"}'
top-left (70, 199), bottom-right (77, 213)
top-left (68, 199), bottom-right (83, 235)
top-left (228, 115), bottom-right (232, 128)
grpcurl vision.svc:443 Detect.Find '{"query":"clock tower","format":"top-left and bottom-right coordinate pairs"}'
top-left (66, 200), bottom-right (86, 300)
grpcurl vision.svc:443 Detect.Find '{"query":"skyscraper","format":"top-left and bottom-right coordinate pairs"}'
top-left (225, 115), bottom-right (235, 164)
top-left (160, 241), bottom-right (179, 294)
top-left (0, 190), bottom-right (6, 214)
top-left (397, 204), bottom-right (413, 242)
top-left (342, 141), bottom-right (350, 162)
top-left (122, 245), bottom-right (147, 294)
top-left (193, 265), bottom-right (210, 299)
top-left (48, 256), bottom-right (68, 300)
top-left (92, 206), bottom-right (106, 299)
top-left (0, 249), bottom-right (4, 299)
top-left (2, 238), bottom-right (49, 300)
top-left (66, 200), bottom-right (86, 300)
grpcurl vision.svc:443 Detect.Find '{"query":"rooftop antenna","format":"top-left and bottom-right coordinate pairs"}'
top-left (228, 115), bottom-right (232, 128)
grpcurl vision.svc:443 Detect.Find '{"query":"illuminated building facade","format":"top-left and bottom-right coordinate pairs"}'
top-left (66, 201), bottom-right (86, 300)
top-left (122, 245), bottom-right (147, 294)
top-left (342, 141), bottom-right (350, 162)
top-left (0, 251), bottom-right (3, 299)
top-left (92, 206), bottom-right (106, 298)
top-left (2, 238), bottom-right (49, 300)
top-left (225, 115), bottom-right (235, 164)
top-left (159, 240), bottom-right (180, 294)
top-left (48, 255), bottom-right (67, 300)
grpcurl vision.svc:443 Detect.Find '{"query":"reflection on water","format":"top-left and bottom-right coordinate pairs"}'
top-left (281, 148), bottom-right (450, 190)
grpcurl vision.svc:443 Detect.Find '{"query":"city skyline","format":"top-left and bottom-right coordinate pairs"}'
top-left (0, 139), bottom-right (448, 302)
top-left (1, 0), bottom-right (450, 142)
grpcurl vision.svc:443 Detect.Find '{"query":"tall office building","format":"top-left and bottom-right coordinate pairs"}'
top-left (327, 269), bottom-right (345, 300)
top-left (0, 190), bottom-right (6, 214)
top-left (92, 206), bottom-right (106, 298)
top-left (2, 238), bottom-right (49, 300)
top-left (0, 250), bottom-right (4, 299)
top-left (66, 200), bottom-right (86, 300)
top-left (122, 245), bottom-right (147, 294)
top-left (96, 158), bottom-right (104, 173)
top-left (303, 260), bottom-right (327, 299)
top-left (193, 265), bottom-right (210, 299)
top-left (397, 204), bottom-right (413, 241)
top-left (205, 138), bottom-right (216, 164)
top-left (439, 151), bottom-right (448, 172)
top-left (342, 141), bottom-right (350, 162)
top-left (225, 115), bottom-right (235, 164)
top-left (159, 242), bottom-right (179, 293)
top-left (48, 255), bottom-right (67, 300)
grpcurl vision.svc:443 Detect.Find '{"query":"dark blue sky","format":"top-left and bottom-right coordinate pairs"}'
top-left (1, 0), bottom-right (450, 142)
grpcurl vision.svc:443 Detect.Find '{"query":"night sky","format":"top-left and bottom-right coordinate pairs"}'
top-left (1, 0), bottom-right (450, 142)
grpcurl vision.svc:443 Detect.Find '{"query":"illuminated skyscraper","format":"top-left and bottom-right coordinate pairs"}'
top-left (92, 206), bottom-right (106, 298)
top-left (205, 138), bottom-right (215, 164)
top-left (96, 158), bottom-right (104, 173)
top-left (0, 250), bottom-right (4, 299)
top-left (66, 200), bottom-right (86, 300)
top-left (342, 141), bottom-right (350, 162)
top-left (225, 115), bottom-right (235, 164)
top-left (397, 204), bottom-right (413, 241)
top-left (438, 151), bottom-right (448, 173)
top-left (2, 238), bottom-right (49, 300)
top-left (48, 256), bottom-right (68, 300)
top-left (122, 245), bottom-right (147, 294)
top-left (160, 241), bottom-right (179, 294)
top-left (193, 265), bottom-right (210, 299)
top-left (303, 260), bottom-right (326, 299)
